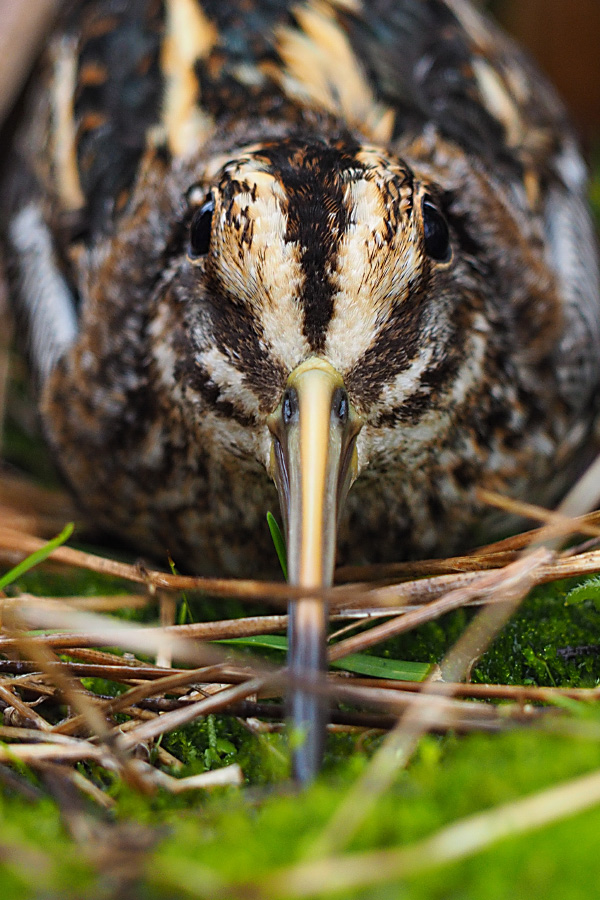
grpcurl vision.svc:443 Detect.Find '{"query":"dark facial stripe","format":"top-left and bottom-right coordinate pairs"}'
top-left (178, 265), bottom-right (287, 414)
top-left (345, 279), bottom-right (430, 409)
top-left (181, 363), bottom-right (257, 427)
top-left (254, 139), bottom-right (362, 351)
top-left (372, 344), bottom-right (466, 427)
top-left (368, 302), bottom-right (476, 427)
top-left (373, 388), bottom-right (432, 427)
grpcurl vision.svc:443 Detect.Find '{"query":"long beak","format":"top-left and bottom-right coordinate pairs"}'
top-left (268, 357), bottom-right (362, 783)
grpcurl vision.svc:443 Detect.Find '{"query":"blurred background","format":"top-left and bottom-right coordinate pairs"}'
top-left (491, 0), bottom-right (600, 147)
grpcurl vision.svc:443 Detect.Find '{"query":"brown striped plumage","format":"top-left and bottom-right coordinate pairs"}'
top-left (2, 0), bottom-right (599, 779)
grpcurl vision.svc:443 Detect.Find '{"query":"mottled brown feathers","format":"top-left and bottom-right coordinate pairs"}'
top-left (2, 0), bottom-right (599, 573)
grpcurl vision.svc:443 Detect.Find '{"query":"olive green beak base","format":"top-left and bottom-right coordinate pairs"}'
top-left (268, 358), bottom-right (361, 784)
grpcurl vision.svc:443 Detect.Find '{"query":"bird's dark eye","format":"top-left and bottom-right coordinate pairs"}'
top-left (282, 389), bottom-right (299, 425)
top-left (422, 197), bottom-right (451, 262)
top-left (189, 193), bottom-right (214, 258)
top-left (332, 388), bottom-right (349, 425)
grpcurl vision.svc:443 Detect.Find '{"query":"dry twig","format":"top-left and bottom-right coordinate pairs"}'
top-left (0, 465), bottom-right (599, 810)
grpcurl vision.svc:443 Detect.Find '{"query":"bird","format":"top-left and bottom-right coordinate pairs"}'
top-left (1, 0), bottom-right (599, 782)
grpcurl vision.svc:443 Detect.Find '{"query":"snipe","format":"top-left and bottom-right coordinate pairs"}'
top-left (2, 0), bottom-right (599, 782)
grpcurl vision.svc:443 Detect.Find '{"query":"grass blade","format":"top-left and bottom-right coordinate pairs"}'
top-left (267, 512), bottom-right (287, 579)
top-left (0, 522), bottom-right (74, 590)
top-left (215, 634), bottom-right (430, 682)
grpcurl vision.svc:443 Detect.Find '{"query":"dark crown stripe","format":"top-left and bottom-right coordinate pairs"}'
top-left (254, 139), bottom-right (362, 352)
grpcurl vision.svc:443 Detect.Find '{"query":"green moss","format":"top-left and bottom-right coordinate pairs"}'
top-left (131, 729), bottom-right (600, 897)
top-left (475, 580), bottom-right (600, 687)
top-left (351, 606), bottom-right (470, 669)
top-left (0, 794), bottom-right (97, 899)
top-left (4, 701), bottom-right (600, 897)
top-left (360, 576), bottom-right (600, 689)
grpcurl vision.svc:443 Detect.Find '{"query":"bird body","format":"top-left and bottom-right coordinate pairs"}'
top-left (4, 0), bottom-right (599, 574)
top-left (3, 0), bottom-right (599, 779)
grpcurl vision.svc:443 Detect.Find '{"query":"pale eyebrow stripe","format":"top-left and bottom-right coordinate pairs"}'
top-left (9, 203), bottom-right (78, 384)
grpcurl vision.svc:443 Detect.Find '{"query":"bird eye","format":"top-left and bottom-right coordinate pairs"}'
top-left (332, 388), bottom-right (349, 425)
top-left (422, 197), bottom-right (451, 262)
top-left (282, 389), bottom-right (299, 425)
top-left (189, 193), bottom-right (214, 258)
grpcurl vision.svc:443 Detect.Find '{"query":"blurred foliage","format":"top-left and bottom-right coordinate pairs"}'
top-left (3, 726), bottom-right (600, 898)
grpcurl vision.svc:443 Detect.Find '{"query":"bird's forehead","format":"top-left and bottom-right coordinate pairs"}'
top-left (217, 155), bottom-right (286, 203)
top-left (211, 142), bottom-right (416, 214)
top-left (197, 141), bottom-right (429, 399)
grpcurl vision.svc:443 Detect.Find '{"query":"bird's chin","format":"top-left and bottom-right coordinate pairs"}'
top-left (267, 356), bottom-right (362, 781)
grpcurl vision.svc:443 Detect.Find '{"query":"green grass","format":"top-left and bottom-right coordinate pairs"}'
top-left (2, 726), bottom-right (600, 899)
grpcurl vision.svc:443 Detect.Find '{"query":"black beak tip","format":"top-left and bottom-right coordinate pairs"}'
top-left (287, 596), bottom-right (329, 784)
top-left (288, 691), bottom-right (328, 784)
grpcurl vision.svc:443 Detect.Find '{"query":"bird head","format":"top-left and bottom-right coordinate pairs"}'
top-left (176, 135), bottom-right (455, 577)
top-left (168, 134), bottom-right (457, 779)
